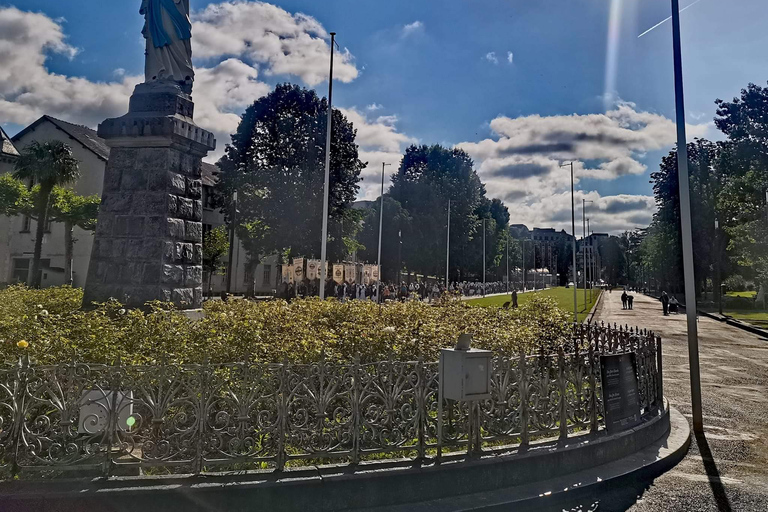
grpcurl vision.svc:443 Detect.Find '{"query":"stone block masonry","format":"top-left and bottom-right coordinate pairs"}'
top-left (84, 81), bottom-right (215, 309)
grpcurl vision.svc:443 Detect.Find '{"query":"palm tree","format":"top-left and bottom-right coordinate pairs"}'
top-left (47, 187), bottom-right (100, 286)
top-left (14, 141), bottom-right (80, 287)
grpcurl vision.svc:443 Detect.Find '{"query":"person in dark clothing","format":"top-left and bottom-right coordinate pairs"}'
top-left (512, 289), bottom-right (518, 308)
top-left (627, 295), bottom-right (634, 310)
top-left (621, 290), bottom-right (628, 310)
top-left (660, 291), bottom-right (669, 316)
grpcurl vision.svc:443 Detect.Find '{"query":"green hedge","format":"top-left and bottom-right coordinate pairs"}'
top-left (0, 285), bottom-right (572, 365)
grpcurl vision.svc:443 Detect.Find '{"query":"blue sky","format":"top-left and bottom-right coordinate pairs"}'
top-left (2, 0), bottom-right (767, 233)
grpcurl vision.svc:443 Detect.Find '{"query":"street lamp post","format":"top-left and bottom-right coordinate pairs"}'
top-left (561, 162), bottom-right (578, 323)
top-left (376, 162), bottom-right (391, 303)
top-left (445, 199), bottom-right (451, 288)
top-left (671, 0), bottom-right (703, 433)
top-left (482, 218), bottom-right (486, 296)
top-left (318, 32), bottom-right (336, 300)
top-left (582, 199), bottom-right (593, 309)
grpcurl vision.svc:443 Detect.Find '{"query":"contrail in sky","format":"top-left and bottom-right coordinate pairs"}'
top-left (638, 0), bottom-right (704, 38)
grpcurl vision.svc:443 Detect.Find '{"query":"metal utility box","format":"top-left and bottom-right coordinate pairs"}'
top-left (440, 348), bottom-right (493, 401)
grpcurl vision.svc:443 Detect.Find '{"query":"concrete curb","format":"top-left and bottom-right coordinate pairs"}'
top-left (584, 290), bottom-right (603, 324)
top-left (358, 406), bottom-right (690, 512)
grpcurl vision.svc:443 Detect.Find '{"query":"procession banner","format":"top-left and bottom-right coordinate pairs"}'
top-left (345, 264), bottom-right (356, 284)
top-left (333, 264), bottom-right (344, 284)
top-left (306, 259), bottom-right (319, 281)
top-left (281, 264), bottom-right (290, 284)
top-left (294, 258), bottom-right (305, 282)
top-left (363, 264), bottom-right (372, 285)
top-left (287, 265), bottom-right (295, 284)
top-left (371, 265), bottom-right (380, 283)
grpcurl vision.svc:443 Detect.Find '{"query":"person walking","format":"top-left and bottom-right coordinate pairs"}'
top-left (627, 294), bottom-right (634, 310)
top-left (660, 291), bottom-right (669, 316)
top-left (512, 289), bottom-right (518, 308)
top-left (621, 290), bottom-right (628, 310)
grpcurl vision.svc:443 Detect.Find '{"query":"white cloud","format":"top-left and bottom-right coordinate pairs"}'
top-left (339, 107), bottom-right (417, 200)
top-left (485, 52), bottom-right (498, 65)
top-left (192, 1), bottom-right (358, 86)
top-left (0, 3), bottom-right (363, 163)
top-left (456, 103), bottom-right (712, 233)
top-left (366, 103), bottom-right (383, 111)
top-left (401, 21), bottom-right (424, 37)
top-left (507, 51), bottom-right (514, 64)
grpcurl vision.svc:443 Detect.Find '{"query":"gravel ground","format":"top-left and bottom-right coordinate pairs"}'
top-left (555, 291), bottom-right (768, 512)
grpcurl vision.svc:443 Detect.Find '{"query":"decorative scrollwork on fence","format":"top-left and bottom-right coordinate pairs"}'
top-left (0, 324), bottom-right (663, 478)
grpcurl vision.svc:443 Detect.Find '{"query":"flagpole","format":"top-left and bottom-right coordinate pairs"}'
top-left (319, 32), bottom-right (336, 300)
top-left (376, 162), bottom-right (390, 303)
top-left (671, 0), bottom-right (702, 433)
top-left (445, 199), bottom-right (451, 288)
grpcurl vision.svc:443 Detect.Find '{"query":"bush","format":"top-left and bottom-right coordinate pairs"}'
top-left (0, 285), bottom-right (573, 365)
top-left (724, 274), bottom-right (747, 292)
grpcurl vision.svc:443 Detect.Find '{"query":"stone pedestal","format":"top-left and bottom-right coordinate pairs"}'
top-left (83, 81), bottom-right (215, 309)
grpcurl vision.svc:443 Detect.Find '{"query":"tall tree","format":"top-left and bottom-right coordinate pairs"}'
top-left (715, 82), bottom-right (768, 291)
top-left (13, 141), bottom-right (80, 287)
top-left (202, 225), bottom-right (230, 297)
top-left (356, 196), bottom-right (412, 282)
top-left (46, 188), bottom-right (100, 286)
top-left (390, 144), bottom-right (486, 280)
top-left (217, 83), bottom-right (364, 274)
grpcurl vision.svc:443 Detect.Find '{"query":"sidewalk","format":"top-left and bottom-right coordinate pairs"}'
top-left (582, 291), bottom-right (768, 511)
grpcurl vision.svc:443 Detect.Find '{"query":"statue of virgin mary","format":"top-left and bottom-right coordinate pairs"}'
top-left (140, 0), bottom-right (194, 84)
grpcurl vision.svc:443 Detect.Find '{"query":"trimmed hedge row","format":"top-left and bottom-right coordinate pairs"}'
top-left (0, 285), bottom-right (572, 365)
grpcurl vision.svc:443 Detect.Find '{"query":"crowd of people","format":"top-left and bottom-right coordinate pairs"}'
top-left (274, 279), bottom-right (520, 302)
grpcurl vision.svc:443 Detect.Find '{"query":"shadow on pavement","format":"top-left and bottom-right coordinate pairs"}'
top-left (695, 430), bottom-right (732, 512)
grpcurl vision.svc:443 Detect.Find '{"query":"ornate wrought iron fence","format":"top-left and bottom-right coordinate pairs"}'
top-left (0, 323), bottom-right (662, 479)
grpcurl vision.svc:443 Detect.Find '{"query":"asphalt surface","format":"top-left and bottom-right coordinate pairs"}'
top-left (557, 291), bottom-right (768, 512)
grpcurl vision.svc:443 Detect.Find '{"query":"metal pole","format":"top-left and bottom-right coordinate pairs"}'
top-left (671, 0), bottom-right (703, 433)
top-left (226, 191), bottom-right (237, 293)
top-left (587, 219), bottom-right (591, 301)
top-left (533, 242), bottom-right (537, 290)
top-left (568, 163), bottom-right (577, 322)
top-left (582, 199), bottom-right (587, 309)
top-left (319, 32), bottom-right (336, 300)
top-left (506, 235), bottom-right (509, 293)
top-left (482, 218), bottom-right (486, 295)
top-left (445, 199), bottom-right (450, 288)
top-left (715, 218), bottom-right (722, 315)
top-left (376, 162), bottom-right (390, 303)
top-left (522, 240), bottom-right (526, 291)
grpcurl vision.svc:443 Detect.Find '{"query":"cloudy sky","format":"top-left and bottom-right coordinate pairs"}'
top-left (2, 0), bottom-right (767, 234)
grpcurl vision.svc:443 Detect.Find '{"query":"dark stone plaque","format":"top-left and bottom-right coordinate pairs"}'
top-left (600, 353), bottom-right (641, 434)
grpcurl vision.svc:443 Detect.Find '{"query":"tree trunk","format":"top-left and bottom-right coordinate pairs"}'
top-left (64, 221), bottom-right (74, 286)
top-left (29, 183), bottom-right (52, 288)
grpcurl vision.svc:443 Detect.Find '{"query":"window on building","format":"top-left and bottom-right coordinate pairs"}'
top-left (11, 258), bottom-right (30, 283)
top-left (263, 265), bottom-right (272, 286)
top-left (20, 216), bottom-right (31, 233)
top-left (203, 186), bottom-right (216, 209)
top-left (203, 223), bottom-right (212, 239)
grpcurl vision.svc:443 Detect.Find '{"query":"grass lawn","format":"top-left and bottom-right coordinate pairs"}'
top-left (726, 290), bottom-right (757, 299)
top-left (721, 310), bottom-right (768, 329)
top-left (465, 287), bottom-right (600, 322)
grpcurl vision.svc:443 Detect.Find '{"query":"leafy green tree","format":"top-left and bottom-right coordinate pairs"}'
top-left (715, 83), bottom-right (768, 292)
top-left (356, 196), bottom-right (412, 282)
top-left (218, 83), bottom-right (364, 272)
top-left (14, 141), bottom-right (80, 287)
top-left (649, 139), bottom-right (723, 295)
top-left (202, 225), bottom-right (230, 296)
top-left (0, 174), bottom-right (98, 285)
top-left (390, 144), bottom-right (487, 280)
top-left (46, 188), bottom-right (100, 286)
top-left (0, 173), bottom-right (32, 216)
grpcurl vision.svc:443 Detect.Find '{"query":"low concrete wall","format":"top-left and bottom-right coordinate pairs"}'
top-left (0, 407), bottom-right (671, 512)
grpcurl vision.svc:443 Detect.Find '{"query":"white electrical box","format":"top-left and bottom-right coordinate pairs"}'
top-left (440, 348), bottom-right (493, 401)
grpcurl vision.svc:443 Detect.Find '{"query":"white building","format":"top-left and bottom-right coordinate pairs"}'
top-left (0, 116), bottom-right (278, 295)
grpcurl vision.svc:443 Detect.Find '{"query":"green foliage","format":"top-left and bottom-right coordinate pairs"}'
top-left (723, 274), bottom-right (747, 292)
top-left (0, 285), bottom-right (573, 365)
top-left (202, 225), bottom-right (230, 274)
top-left (0, 173), bottom-right (32, 216)
top-left (46, 187), bottom-right (100, 230)
top-left (218, 83), bottom-right (364, 265)
top-left (13, 140), bottom-right (81, 288)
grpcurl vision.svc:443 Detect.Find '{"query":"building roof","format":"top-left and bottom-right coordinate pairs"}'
top-left (12, 115), bottom-right (110, 162)
top-left (0, 126), bottom-right (19, 158)
top-left (201, 162), bottom-right (219, 187)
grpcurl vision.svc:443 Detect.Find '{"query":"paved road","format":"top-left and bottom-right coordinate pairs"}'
top-left (569, 291), bottom-right (768, 512)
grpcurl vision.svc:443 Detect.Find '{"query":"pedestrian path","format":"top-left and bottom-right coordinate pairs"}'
top-left (588, 291), bottom-right (768, 511)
